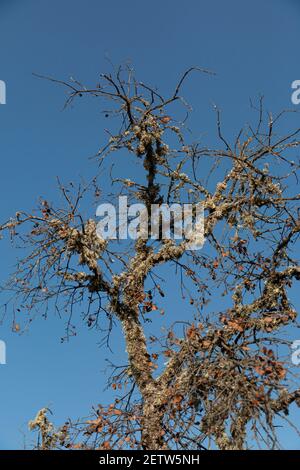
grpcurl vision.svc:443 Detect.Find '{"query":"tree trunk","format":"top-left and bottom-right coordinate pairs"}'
top-left (141, 397), bottom-right (166, 450)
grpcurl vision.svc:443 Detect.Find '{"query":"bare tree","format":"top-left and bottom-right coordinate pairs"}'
top-left (1, 66), bottom-right (300, 450)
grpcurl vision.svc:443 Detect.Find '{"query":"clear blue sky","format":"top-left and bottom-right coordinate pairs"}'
top-left (0, 0), bottom-right (300, 449)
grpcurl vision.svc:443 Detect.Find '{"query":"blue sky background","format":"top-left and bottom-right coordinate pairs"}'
top-left (0, 0), bottom-right (300, 449)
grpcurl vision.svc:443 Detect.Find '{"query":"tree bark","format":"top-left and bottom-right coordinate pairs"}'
top-left (141, 397), bottom-right (166, 450)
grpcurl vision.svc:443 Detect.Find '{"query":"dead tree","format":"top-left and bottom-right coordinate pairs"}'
top-left (1, 66), bottom-right (300, 450)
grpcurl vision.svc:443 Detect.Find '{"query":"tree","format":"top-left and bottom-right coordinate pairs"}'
top-left (1, 66), bottom-right (300, 450)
